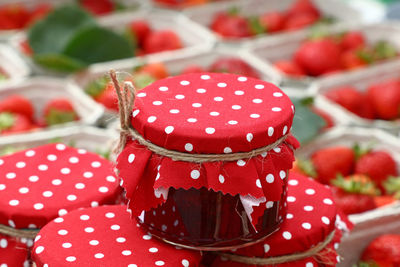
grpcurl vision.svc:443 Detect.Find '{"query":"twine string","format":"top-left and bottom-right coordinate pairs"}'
top-left (0, 224), bottom-right (39, 239)
top-left (216, 230), bottom-right (336, 265)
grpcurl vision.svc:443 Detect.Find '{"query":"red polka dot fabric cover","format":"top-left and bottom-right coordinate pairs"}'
top-left (117, 73), bottom-right (299, 219)
top-left (0, 234), bottom-right (29, 267)
top-left (0, 143), bottom-right (121, 229)
top-left (207, 172), bottom-right (353, 267)
top-left (32, 205), bottom-right (202, 266)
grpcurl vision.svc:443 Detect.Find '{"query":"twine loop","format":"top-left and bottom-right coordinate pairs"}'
top-left (216, 230), bottom-right (336, 265)
top-left (0, 224), bottom-right (39, 239)
top-left (109, 70), bottom-right (291, 163)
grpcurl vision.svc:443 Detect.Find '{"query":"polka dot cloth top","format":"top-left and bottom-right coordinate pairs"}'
top-left (131, 73), bottom-right (294, 154)
top-left (117, 73), bottom-right (299, 218)
top-left (209, 172), bottom-right (353, 267)
top-left (0, 144), bottom-right (121, 229)
top-left (32, 205), bottom-right (202, 266)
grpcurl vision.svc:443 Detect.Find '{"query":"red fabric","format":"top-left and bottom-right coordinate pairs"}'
top-left (32, 205), bottom-right (202, 266)
top-left (131, 73), bottom-right (294, 154)
top-left (0, 234), bottom-right (29, 267)
top-left (0, 144), bottom-right (121, 229)
top-left (209, 172), bottom-right (348, 267)
top-left (117, 73), bottom-right (299, 217)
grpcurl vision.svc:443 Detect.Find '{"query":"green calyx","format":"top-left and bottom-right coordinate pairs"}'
top-left (357, 49), bottom-right (375, 64)
top-left (374, 40), bottom-right (397, 60)
top-left (133, 73), bottom-right (156, 89)
top-left (248, 16), bottom-right (265, 35)
top-left (355, 261), bottom-right (380, 267)
top-left (0, 73), bottom-right (8, 81)
top-left (85, 76), bottom-right (110, 97)
top-left (227, 6), bottom-right (240, 16)
top-left (0, 112), bottom-right (15, 131)
top-left (353, 143), bottom-right (372, 160)
top-left (331, 175), bottom-right (380, 196)
top-left (296, 159), bottom-right (317, 178)
top-left (46, 109), bottom-right (77, 126)
top-left (383, 176), bottom-right (400, 198)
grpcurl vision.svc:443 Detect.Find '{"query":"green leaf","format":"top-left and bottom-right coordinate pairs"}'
top-left (62, 25), bottom-right (135, 65)
top-left (33, 53), bottom-right (87, 72)
top-left (291, 98), bottom-right (326, 144)
top-left (28, 5), bottom-right (96, 55)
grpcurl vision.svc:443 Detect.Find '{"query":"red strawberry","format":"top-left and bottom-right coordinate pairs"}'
top-left (129, 20), bottom-right (152, 45)
top-left (367, 79), bottom-right (400, 120)
top-left (355, 151), bottom-right (397, 189)
top-left (311, 146), bottom-right (355, 184)
top-left (340, 31), bottom-right (366, 51)
top-left (374, 195), bottom-right (396, 208)
top-left (143, 30), bottom-right (182, 54)
top-left (361, 235), bottom-right (400, 266)
top-left (325, 86), bottom-right (375, 119)
top-left (331, 174), bottom-right (378, 215)
top-left (340, 50), bottom-right (368, 70)
top-left (20, 39), bottom-right (33, 56)
top-left (210, 12), bottom-right (252, 38)
top-left (96, 82), bottom-right (119, 111)
top-left (138, 63), bottom-right (169, 80)
top-left (274, 60), bottom-right (306, 77)
top-left (0, 95), bottom-right (34, 121)
top-left (209, 57), bottom-right (260, 78)
top-left (0, 4), bottom-right (29, 30)
top-left (284, 13), bottom-right (319, 31)
top-left (259, 12), bottom-right (286, 33)
top-left (181, 65), bottom-right (206, 74)
top-left (43, 98), bottom-right (78, 126)
top-left (311, 107), bottom-right (334, 129)
top-left (0, 112), bottom-right (33, 135)
top-left (80, 0), bottom-right (114, 15)
top-left (294, 39), bottom-right (342, 76)
top-left (288, 0), bottom-right (320, 17)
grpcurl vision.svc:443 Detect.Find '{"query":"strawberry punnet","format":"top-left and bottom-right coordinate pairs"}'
top-left (43, 98), bottom-right (78, 126)
top-left (0, 95), bottom-right (34, 121)
top-left (310, 146), bottom-right (355, 184)
top-left (360, 234), bottom-right (400, 266)
top-left (355, 151), bottom-right (398, 189)
top-left (294, 39), bottom-right (342, 76)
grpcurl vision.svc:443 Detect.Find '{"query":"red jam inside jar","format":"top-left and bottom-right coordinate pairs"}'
top-left (138, 185), bottom-right (287, 250)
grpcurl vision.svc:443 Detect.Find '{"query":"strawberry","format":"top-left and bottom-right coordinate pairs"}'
top-left (143, 30), bottom-right (182, 54)
top-left (96, 82), bottom-right (119, 111)
top-left (355, 151), bottom-right (397, 190)
top-left (129, 20), bottom-right (152, 46)
top-left (374, 195), bottom-right (396, 207)
top-left (284, 13), bottom-right (319, 31)
top-left (43, 98), bottom-right (78, 126)
top-left (340, 31), bottom-right (366, 51)
top-left (366, 79), bottom-right (400, 120)
top-left (294, 39), bottom-right (342, 76)
top-left (20, 39), bottom-right (33, 56)
top-left (259, 12), bottom-right (286, 33)
top-left (324, 86), bottom-right (375, 119)
top-left (310, 146), bottom-right (355, 184)
top-left (210, 11), bottom-right (252, 38)
top-left (0, 95), bottom-right (34, 121)
top-left (341, 50), bottom-right (369, 70)
top-left (181, 65), bottom-right (206, 74)
top-left (209, 57), bottom-right (260, 78)
top-left (274, 60), bottom-right (306, 77)
top-left (331, 174), bottom-right (379, 215)
top-left (0, 112), bottom-right (33, 135)
top-left (138, 63), bottom-right (169, 80)
top-left (360, 234), bottom-right (400, 266)
top-left (311, 107), bottom-right (334, 129)
top-left (287, 0), bottom-right (320, 18)
top-left (80, 0), bottom-right (114, 15)
top-left (0, 4), bottom-right (29, 30)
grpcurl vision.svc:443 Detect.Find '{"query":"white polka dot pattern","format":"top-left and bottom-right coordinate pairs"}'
top-left (32, 206), bottom-right (201, 266)
top-left (130, 73), bottom-right (293, 154)
top-left (211, 172), bottom-right (342, 266)
top-left (0, 144), bottom-right (120, 229)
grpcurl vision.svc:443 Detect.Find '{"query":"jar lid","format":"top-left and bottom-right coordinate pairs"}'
top-left (0, 144), bottom-right (121, 229)
top-left (0, 234), bottom-right (28, 267)
top-left (208, 172), bottom-right (352, 266)
top-left (32, 205), bottom-right (202, 266)
top-left (131, 73), bottom-right (294, 154)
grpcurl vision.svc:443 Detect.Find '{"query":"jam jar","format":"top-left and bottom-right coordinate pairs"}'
top-left (116, 73), bottom-right (299, 250)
